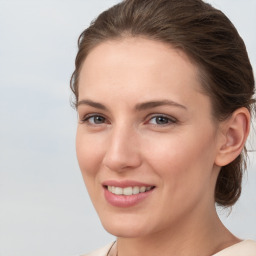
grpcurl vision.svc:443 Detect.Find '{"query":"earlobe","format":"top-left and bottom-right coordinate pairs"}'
top-left (215, 107), bottom-right (250, 167)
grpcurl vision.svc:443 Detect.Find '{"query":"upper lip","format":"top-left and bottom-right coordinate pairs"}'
top-left (102, 180), bottom-right (155, 188)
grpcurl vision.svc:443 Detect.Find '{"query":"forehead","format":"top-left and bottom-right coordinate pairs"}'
top-left (78, 37), bottom-right (205, 106)
top-left (80, 37), bottom-right (198, 78)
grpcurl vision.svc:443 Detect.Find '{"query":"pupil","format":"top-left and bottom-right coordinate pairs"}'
top-left (156, 116), bottom-right (168, 124)
top-left (94, 116), bottom-right (104, 124)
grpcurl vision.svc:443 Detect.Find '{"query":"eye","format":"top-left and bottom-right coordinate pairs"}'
top-left (147, 115), bottom-right (176, 125)
top-left (82, 114), bottom-right (107, 125)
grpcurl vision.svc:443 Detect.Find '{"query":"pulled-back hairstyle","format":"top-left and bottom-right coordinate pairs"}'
top-left (70, 0), bottom-right (255, 206)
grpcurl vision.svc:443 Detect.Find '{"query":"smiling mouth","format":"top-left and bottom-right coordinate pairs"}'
top-left (105, 186), bottom-right (155, 196)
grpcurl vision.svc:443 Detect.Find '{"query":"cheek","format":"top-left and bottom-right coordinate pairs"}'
top-left (76, 129), bottom-right (104, 178)
top-left (144, 132), bottom-right (217, 219)
top-left (76, 130), bottom-right (106, 208)
top-left (145, 129), bottom-right (216, 186)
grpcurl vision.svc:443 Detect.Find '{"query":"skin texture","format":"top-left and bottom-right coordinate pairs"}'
top-left (76, 37), bottom-right (249, 256)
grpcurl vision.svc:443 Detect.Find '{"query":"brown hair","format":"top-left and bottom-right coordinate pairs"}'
top-left (70, 0), bottom-right (255, 206)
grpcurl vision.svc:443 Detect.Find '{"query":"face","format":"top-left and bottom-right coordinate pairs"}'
top-left (76, 37), bottom-right (222, 238)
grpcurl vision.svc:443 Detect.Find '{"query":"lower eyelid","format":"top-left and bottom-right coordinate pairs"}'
top-left (147, 115), bottom-right (177, 124)
top-left (81, 114), bottom-right (112, 126)
top-left (79, 113), bottom-right (177, 126)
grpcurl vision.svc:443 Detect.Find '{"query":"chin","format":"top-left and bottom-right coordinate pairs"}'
top-left (103, 223), bottom-right (148, 238)
top-left (99, 214), bottom-right (153, 238)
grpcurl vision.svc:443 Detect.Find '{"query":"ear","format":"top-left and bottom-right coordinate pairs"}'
top-left (215, 107), bottom-right (250, 167)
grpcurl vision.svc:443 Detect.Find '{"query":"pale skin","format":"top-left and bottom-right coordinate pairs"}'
top-left (76, 37), bottom-right (250, 256)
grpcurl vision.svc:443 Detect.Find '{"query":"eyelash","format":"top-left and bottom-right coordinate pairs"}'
top-left (80, 114), bottom-right (108, 125)
top-left (146, 114), bottom-right (177, 126)
top-left (80, 113), bottom-right (177, 126)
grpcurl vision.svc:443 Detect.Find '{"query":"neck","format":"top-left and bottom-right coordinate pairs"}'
top-left (116, 206), bottom-right (239, 256)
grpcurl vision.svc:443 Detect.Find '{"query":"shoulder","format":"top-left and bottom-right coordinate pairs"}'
top-left (80, 242), bottom-right (115, 256)
top-left (213, 240), bottom-right (256, 256)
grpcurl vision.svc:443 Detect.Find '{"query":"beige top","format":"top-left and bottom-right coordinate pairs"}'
top-left (82, 240), bottom-right (256, 256)
top-left (212, 240), bottom-right (256, 256)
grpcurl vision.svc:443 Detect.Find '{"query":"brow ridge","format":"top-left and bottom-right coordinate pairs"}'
top-left (77, 99), bottom-right (107, 110)
top-left (77, 99), bottom-right (187, 111)
top-left (135, 100), bottom-right (187, 111)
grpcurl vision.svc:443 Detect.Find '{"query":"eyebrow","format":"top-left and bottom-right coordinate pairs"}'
top-left (135, 100), bottom-right (187, 111)
top-left (77, 99), bottom-right (107, 110)
top-left (77, 99), bottom-right (187, 111)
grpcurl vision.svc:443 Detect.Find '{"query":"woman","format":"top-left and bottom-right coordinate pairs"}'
top-left (70, 0), bottom-right (256, 255)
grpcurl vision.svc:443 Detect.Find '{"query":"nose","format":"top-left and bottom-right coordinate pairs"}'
top-left (102, 125), bottom-right (142, 172)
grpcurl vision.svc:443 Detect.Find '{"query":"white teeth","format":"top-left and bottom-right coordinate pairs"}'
top-left (139, 186), bottom-right (146, 193)
top-left (132, 186), bottom-right (140, 194)
top-left (123, 187), bottom-right (133, 195)
top-left (114, 187), bottom-right (123, 195)
top-left (107, 186), bottom-right (153, 195)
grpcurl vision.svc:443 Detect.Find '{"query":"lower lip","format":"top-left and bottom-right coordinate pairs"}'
top-left (104, 187), bottom-right (154, 208)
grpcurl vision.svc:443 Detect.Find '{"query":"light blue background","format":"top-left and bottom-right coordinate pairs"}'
top-left (0, 1), bottom-right (255, 255)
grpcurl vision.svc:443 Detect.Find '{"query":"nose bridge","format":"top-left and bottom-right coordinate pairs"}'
top-left (103, 122), bottom-right (141, 171)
